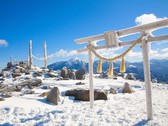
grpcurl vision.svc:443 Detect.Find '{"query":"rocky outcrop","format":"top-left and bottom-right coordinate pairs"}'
top-left (65, 89), bottom-right (108, 101)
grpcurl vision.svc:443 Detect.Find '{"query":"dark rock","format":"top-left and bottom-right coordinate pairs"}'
top-left (65, 89), bottom-right (108, 101)
top-left (0, 98), bottom-right (5, 101)
top-left (61, 67), bottom-right (68, 78)
top-left (122, 82), bottom-right (133, 93)
top-left (20, 79), bottom-right (42, 87)
top-left (33, 72), bottom-right (42, 77)
top-left (100, 72), bottom-right (108, 78)
top-left (46, 87), bottom-right (60, 105)
top-left (69, 71), bottom-right (76, 79)
top-left (25, 71), bottom-right (30, 75)
top-left (7, 62), bottom-right (13, 69)
top-left (12, 73), bottom-right (21, 78)
top-left (39, 91), bottom-right (49, 97)
top-left (14, 85), bottom-right (23, 91)
top-left (42, 86), bottom-right (51, 90)
top-left (109, 88), bottom-right (116, 94)
top-left (75, 68), bottom-right (86, 80)
top-left (76, 82), bottom-right (85, 85)
top-left (0, 73), bottom-right (3, 77)
top-left (125, 73), bottom-right (136, 80)
top-left (28, 85), bottom-right (34, 89)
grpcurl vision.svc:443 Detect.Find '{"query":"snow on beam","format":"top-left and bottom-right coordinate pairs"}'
top-left (75, 19), bottom-right (168, 44)
top-left (77, 34), bottom-right (168, 52)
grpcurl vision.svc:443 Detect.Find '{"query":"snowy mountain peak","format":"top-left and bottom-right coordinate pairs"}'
top-left (69, 57), bottom-right (81, 62)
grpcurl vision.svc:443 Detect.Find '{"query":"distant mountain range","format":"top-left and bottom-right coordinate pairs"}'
top-left (48, 57), bottom-right (168, 83)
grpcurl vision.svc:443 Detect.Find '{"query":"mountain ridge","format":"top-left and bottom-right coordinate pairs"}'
top-left (48, 58), bottom-right (168, 83)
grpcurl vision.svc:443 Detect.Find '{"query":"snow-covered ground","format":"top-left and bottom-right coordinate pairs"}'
top-left (0, 75), bottom-right (168, 126)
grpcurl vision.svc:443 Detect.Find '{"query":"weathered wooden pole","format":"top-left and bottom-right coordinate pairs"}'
top-left (88, 44), bottom-right (94, 109)
top-left (141, 33), bottom-right (153, 120)
top-left (29, 40), bottom-right (32, 69)
top-left (44, 41), bottom-right (47, 69)
top-left (10, 56), bottom-right (13, 64)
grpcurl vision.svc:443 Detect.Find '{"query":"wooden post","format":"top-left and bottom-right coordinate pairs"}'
top-left (10, 56), bottom-right (13, 64)
top-left (29, 40), bottom-right (32, 69)
top-left (141, 34), bottom-right (153, 120)
top-left (44, 41), bottom-right (47, 69)
top-left (88, 45), bottom-right (94, 109)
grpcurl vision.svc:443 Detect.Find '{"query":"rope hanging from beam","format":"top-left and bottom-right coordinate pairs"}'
top-left (87, 36), bottom-right (143, 77)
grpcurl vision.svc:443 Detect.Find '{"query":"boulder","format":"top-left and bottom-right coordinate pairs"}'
top-left (65, 89), bottom-right (108, 101)
top-left (122, 82), bottom-right (133, 93)
top-left (125, 73), bottom-right (136, 80)
top-left (12, 73), bottom-right (21, 78)
top-left (46, 87), bottom-right (60, 105)
top-left (75, 68), bottom-right (86, 80)
top-left (109, 88), bottom-right (116, 94)
top-left (61, 67), bottom-right (68, 78)
top-left (0, 98), bottom-right (5, 101)
top-left (20, 79), bottom-right (42, 87)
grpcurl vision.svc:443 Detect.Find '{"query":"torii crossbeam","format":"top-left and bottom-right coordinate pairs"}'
top-left (75, 19), bottom-right (168, 120)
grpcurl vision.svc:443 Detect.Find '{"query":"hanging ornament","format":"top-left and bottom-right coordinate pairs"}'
top-left (97, 59), bottom-right (102, 73)
top-left (108, 62), bottom-right (113, 77)
top-left (120, 57), bottom-right (126, 72)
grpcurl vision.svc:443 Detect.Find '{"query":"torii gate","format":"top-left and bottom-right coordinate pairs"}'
top-left (75, 19), bottom-right (168, 120)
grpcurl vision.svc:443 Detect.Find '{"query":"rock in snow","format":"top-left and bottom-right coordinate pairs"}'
top-left (46, 87), bottom-right (60, 105)
top-left (65, 89), bottom-right (108, 101)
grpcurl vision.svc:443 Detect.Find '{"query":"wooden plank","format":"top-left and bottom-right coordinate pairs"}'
top-left (77, 35), bottom-right (168, 52)
top-left (75, 19), bottom-right (168, 44)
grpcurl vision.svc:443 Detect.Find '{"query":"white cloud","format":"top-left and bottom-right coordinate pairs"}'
top-left (135, 14), bottom-right (167, 25)
top-left (0, 40), bottom-right (8, 47)
top-left (47, 49), bottom-right (77, 59)
top-left (156, 40), bottom-right (168, 45)
top-left (127, 50), bottom-right (142, 57)
top-left (161, 48), bottom-right (168, 52)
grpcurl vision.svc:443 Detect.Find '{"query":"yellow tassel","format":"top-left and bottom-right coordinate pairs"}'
top-left (108, 62), bottom-right (113, 77)
top-left (120, 57), bottom-right (126, 72)
top-left (97, 59), bottom-right (102, 73)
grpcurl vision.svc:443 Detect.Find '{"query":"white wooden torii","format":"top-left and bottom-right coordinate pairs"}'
top-left (75, 19), bottom-right (168, 120)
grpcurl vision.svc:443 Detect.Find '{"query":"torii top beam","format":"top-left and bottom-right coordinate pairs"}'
top-left (75, 19), bottom-right (168, 44)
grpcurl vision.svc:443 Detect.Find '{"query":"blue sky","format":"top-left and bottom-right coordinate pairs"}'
top-left (0, 0), bottom-right (168, 69)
